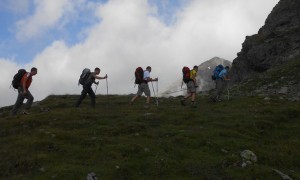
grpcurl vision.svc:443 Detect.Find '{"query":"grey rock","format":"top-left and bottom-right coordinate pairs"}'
top-left (230, 0), bottom-right (300, 95)
top-left (273, 169), bottom-right (293, 180)
top-left (240, 150), bottom-right (257, 162)
top-left (87, 172), bottom-right (98, 180)
top-left (278, 87), bottom-right (288, 94)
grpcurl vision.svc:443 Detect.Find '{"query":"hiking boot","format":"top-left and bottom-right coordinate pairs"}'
top-left (180, 99), bottom-right (186, 106)
top-left (22, 110), bottom-right (30, 115)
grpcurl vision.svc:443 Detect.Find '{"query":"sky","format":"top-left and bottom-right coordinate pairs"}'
top-left (0, 0), bottom-right (279, 107)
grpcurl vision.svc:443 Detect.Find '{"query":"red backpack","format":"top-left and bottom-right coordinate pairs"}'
top-left (135, 67), bottom-right (144, 84)
top-left (182, 66), bottom-right (191, 83)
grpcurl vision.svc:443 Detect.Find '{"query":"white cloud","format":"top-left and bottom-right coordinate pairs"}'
top-left (15, 0), bottom-right (85, 41)
top-left (1, 0), bottom-right (279, 107)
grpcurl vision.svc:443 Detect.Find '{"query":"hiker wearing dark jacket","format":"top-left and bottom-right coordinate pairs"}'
top-left (11, 67), bottom-right (38, 115)
top-left (75, 67), bottom-right (107, 108)
top-left (211, 66), bottom-right (230, 102)
top-left (181, 65), bottom-right (198, 107)
top-left (130, 66), bottom-right (158, 106)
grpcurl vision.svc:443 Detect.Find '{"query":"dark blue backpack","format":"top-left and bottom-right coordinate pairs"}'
top-left (212, 65), bottom-right (224, 80)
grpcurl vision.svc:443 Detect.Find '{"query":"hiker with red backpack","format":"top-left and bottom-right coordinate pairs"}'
top-left (211, 65), bottom-right (230, 102)
top-left (11, 67), bottom-right (38, 115)
top-left (75, 67), bottom-right (107, 108)
top-left (181, 65), bottom-right (199, 108)
top-left (130, 66), bottom-right (158, 107)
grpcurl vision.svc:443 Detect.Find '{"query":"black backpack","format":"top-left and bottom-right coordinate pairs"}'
top-left (182, 66), bottom-right (191, 83)
top-left (134, 67), bottom-right (144, 84)
top-left (12, 69), bottom-right (27, 89)
top-left (78, 68), bottom-right (91, 85)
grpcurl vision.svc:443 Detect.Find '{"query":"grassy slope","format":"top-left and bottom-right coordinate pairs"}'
top-left (0, 94), bottom-right (299, 179)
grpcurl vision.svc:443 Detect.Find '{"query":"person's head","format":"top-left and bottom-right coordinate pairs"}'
top-left (225, 66), bottom-right (230, 70)
top-left (95, 67), bottom-right (100, 75)
top-left (31, 67), bottom-right (38, 76)
top-left (146, 66), bottom-right (152, 72)
top-left (193, 65), bottom-right (198, 71)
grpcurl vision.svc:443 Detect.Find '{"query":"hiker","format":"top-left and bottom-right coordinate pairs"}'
top-left (11, 67), bottom-right (38, 115)
top-left (181, 65), bottom-right (199, 107)
top-left (130, 66), bottom-right (158, 106)
top-left (211, 66), bottom-right (230, 102)
top-left (75, 67), bottom-right (107, 108)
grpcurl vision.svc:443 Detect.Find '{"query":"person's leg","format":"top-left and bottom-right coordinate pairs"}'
top-left (217, 81), bottom-right (225, 100)
top-left (130, 84), bottom-right (143, 104)
top-left (212, 79), bottom-right (222, 101)
top-left (75, 87), bottom-right (88, 107)
top-left (11, 88), bottom-right (25, 115)
top-left (87, 86), bottom-right (96, 107)
top-left (182, 81), bottom-right (196, 106)
top-left (24, 90), bottom-right (34, 110)
top-left (191, 92), bottom-right (196, 102)
top-left (144, 84), bottom-right (151, 104)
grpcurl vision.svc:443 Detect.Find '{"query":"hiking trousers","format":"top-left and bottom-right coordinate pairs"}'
top-left (213, 78), bottom-right (225, 100)
top-left (11, 87), bottom-right (34, 115)
top-left (75, 84), bottom-right (96, 107)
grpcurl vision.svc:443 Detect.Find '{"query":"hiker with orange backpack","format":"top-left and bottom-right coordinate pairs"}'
top-left (130, 66), bottom-right (158, 107)
top-left (75, 67), bottom-right (107, 108)
top-left (181, 65), bottom-right (198, 108)
top-left (11, 67), bottom-right (38, 115)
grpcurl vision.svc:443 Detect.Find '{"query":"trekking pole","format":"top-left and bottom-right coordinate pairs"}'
top-left (227, 88), bottom-right (230, 101)
top-left (156, 80), bottom-right (159, 106)
top-left (106, 78), bottom-right (108, 96)
top-left (151, 81), bottom-right (157, 106)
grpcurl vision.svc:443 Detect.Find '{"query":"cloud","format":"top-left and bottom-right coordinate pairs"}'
top-left (1, 0), bottom-right (279, 107)
top-left (15, 0), bottom-right (85, 41)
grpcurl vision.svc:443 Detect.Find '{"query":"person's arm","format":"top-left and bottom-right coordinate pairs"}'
top-left (22, 73), bottom-right (29, 94)
top-left (151, 77), bottom-right (158, 81)
top-left (94, 74), bottom-right (108, 84)
top-left (192, 70), bottom-right (198, 86)
top-left (223, 71), bottom-right (230, 81)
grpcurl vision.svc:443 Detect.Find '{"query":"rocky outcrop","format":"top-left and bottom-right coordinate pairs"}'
top-left (230, 0), bottom-right (300, 83)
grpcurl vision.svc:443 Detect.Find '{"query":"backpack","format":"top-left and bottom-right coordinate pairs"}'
top-left (134, 67), bottom-right (144, 84)
top-left (12, 69), bottom-right (27, 89)
top-left (212, 64), bottom-right (224, 80)
top-left (78, 68), bottom-right (91, 85)
top-left (182, 66), bottom-right (191, 83)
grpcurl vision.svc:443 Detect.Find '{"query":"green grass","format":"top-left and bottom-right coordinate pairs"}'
top-left (0, 94), bottom-right (300, 179)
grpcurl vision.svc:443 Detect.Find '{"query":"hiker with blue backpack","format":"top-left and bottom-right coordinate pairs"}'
top-left (129, 66), bottom-right (158, 107)
top-left (181, 65), bottom-right (199, 108)
top-left (211, 65), bottom-right (230, 102)
top-left (11, 67), bottom-right (38, 115)
top-left (75, 67), bottom-right (107, 108)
